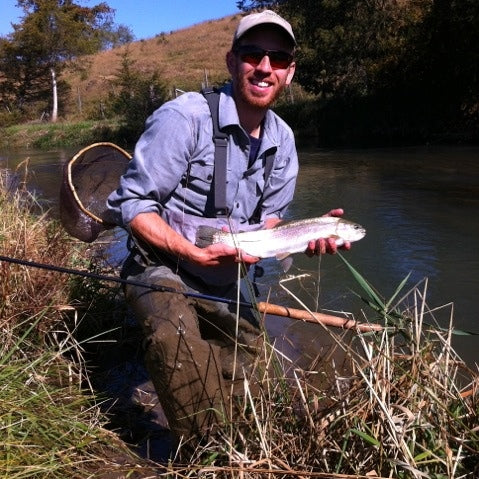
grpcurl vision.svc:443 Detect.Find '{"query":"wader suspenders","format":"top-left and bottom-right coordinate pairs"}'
top-left (202, 88), bottom-right (229, 218)
top-left (202, 87), bottom-right (275, 221)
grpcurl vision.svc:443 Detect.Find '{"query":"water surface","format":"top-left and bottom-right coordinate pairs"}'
top-left (260, 145), bottom-right (479, 369)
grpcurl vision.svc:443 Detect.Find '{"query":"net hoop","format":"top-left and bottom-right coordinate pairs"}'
top-left (66, 142), bottom-right (132, 224)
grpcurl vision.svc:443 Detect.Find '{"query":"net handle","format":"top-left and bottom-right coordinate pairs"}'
top-left (66, 142), bottom-right (132, 224)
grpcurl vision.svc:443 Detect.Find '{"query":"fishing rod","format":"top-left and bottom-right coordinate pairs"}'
top-left (53, 142), bottom-right (381, 331)
top-left (0, 254), bottom-right (383, 332)
top-left (0, 254), bottom-right (245, 306)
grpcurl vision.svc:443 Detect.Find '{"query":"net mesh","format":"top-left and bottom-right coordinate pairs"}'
top-left (60, 142), bottom-right (131, 242)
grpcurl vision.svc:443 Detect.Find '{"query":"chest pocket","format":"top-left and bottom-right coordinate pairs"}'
top-left (180, 154), bottom-right (216, 217)
top-left (245, 149), bottom-right (275, 223)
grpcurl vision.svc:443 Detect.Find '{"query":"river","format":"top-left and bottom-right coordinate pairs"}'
top-left (1, 144), bottom-right (478, 368)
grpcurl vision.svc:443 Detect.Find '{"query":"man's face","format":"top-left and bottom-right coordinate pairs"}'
top-left (227, 26), bottom-right (296, 110)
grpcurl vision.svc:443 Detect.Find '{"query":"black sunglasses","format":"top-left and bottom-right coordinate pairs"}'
top-left (234, 45), bottom-right (294, 70)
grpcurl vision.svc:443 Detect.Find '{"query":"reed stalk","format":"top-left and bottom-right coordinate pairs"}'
top-left (172, 258), bottom-right (478, 478)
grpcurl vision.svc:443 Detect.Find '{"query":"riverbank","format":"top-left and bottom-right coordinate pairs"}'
top-left (0, 119), bottom-right (126, 151)
top-left (1, 164), bottom-right (478, 476)
top-left (3, 104), bottom-right (477, 152)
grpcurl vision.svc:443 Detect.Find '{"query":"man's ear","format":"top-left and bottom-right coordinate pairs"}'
top-left (285, 61), bottom-right (296, 86)
top-left (226, 50), bottom-right (236, 75)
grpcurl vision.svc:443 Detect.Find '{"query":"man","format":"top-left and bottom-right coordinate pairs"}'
top-left (107, 10), bottom-right (349, 443)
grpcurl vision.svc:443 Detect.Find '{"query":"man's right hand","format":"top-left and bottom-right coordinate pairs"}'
top-left (193, 242), bottom-right (259, 267)
top-left (130, 212), bottom-right (259, 268)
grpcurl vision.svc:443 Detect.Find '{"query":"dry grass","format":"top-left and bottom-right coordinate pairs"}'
top-left (0, 164), bottom-right (77, 342)
top-left (160, 274), bottom-right (479, 477)
top-left (0, 167), bottom-right (162, 478)
top-left (66, 15), bottom-right (241, 116)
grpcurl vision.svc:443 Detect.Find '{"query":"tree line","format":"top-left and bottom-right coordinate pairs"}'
top-left (1, 0), bottom-right (478, 146)
top-left (240, 0), bottom-right (479, 145)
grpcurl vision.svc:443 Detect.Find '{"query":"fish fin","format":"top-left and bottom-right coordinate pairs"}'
top-left (195, 225), bottom-right (221, 248)
top-left (276, 254), bottom-right (293, 272)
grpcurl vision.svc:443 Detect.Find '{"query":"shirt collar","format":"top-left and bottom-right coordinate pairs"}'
top-left (217, 82), bottom-right (280, 151)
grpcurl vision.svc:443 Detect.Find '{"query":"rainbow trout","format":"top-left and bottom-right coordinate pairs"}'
top-left (195, 216), bottom-right (366, 261)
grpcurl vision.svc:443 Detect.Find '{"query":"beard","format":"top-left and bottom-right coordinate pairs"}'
top-left (235, 74), bottom-right (285, 109)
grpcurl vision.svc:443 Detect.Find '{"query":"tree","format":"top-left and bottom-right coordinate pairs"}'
top-left (398, 0), bottom-right (479, 128)
top-left (238, 0), bottom-right (479, 143)
top-left (0, 0), bottom-right (133, 122)
top-left (0, 34), bottom-right (51, 116)
top-left (107, 49), bottom-right (168, 142)
top-left (237, 0), bottom-right (425, 97)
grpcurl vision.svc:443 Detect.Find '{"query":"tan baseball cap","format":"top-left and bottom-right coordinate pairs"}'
top-left (233, 10), bottom-right (296, 46)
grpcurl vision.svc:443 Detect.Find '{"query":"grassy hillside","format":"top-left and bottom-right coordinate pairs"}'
top-left (66, 15), bottom-right (241, 117)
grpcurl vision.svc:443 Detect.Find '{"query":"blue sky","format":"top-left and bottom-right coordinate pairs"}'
top-left (0, 1), bottom-right (242, 39)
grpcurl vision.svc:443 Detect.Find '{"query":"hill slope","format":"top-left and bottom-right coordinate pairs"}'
top-left (67, 15), bottom-right (241, 116)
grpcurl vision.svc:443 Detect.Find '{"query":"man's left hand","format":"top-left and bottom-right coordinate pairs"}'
top-left (305, 208), bottom-right (352, 256)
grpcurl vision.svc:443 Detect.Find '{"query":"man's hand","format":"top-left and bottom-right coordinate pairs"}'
top-left (193, 243), bottom-right (259, 267)
top-left (130, 212), bottom-right (260, 268)
top-left (305, 208), bottom-right (352, 256)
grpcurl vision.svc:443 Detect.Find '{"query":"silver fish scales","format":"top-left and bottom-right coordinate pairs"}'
top-left (196, 216), bottom-right (366, 260)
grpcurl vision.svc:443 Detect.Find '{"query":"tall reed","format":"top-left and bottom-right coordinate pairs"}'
top-left (169, 258), bottom-right (478, 477)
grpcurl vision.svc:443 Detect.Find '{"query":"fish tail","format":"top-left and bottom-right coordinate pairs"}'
top-left (195, 225), bottom-right (222, 248)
